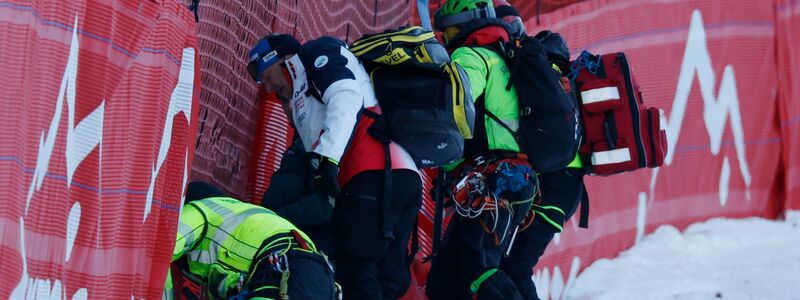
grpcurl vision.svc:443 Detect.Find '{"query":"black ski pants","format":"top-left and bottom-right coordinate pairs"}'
top-left (426, 175), bottom-right (536, 300)
top-left (333, 169), bottom-right (422, 300)
top-left (500, 168), bottom-right (585, 300)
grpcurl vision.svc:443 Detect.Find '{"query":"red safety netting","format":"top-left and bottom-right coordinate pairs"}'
top-left (0, 0), bottom-right (200, 299)
top-left (776, 0), bottom-right (800, 211)
top-left (513, 0), bottom-right (797, 298)
top-left (188, 0), bottom-right (413, 202)
top-left (4, 0), bottom-right (792, 299)
top-left (411, 0), bottom-right (587, 27)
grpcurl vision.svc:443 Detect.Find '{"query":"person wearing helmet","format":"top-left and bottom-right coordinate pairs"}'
top-left (489, 4), bottom-right (590, 300)
top-left (426, 1), bottom-right (536, 299)
top-left (163, 196), bottom-right (339, 300)
top-left (491, 0), bottom-right (525, 38)
top-left (247, 34), bottom-right (422, 299)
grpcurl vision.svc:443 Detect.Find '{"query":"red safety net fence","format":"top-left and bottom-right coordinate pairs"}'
top-left (514, 1), bottom-right (800, 298)
top-left (2, 0), bottom-right (798, 299)
top-left (0, 0), bottom-right (200, 299)
top-left (410, 0), bottom-right (588, 27)
top-left (187, 0), bottom-right (414, 202)
top-left (776, 0), bottom-right (800, 211)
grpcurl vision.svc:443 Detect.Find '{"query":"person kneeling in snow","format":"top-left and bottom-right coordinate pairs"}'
top-left (164, 195), bottom-right (339, 300)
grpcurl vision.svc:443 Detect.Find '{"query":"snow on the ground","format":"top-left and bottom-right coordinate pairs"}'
top-left (566, 211), bottom-right (800, 300)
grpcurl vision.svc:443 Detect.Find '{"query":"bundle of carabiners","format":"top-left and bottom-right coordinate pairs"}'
top-left (449, 154), bottom-right (538, 243)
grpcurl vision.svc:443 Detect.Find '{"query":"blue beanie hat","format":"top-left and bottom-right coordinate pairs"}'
top-left (247, 34), bottom-right (301, 82)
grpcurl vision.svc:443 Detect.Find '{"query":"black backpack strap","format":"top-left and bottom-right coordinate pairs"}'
top-left (483, 109), bottom-right (520, 142)
top-left (361, 109), bottom-right (394, 239)
top-left (464, 47), bottom-right (521, 142)
top-left (252, 232), bottom-right (296, 260)
top-left (408, 217), bottom-right (419, 267)
top-left (578, 181), bottom-right (589, 228)
top-left (424, 168), bottom-right (446, 262)
top-left (438, 208), bottom-right (458, 252)
top-left (188, 0), bottom-right (200, 22)
top-left (381, 141), bottom-right (394, 240)
top-left (361, 108), bottom-right (395, 240)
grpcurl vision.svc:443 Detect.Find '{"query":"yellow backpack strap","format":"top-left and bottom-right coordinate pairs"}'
top-left (447, 63), bottom-right (472, 139)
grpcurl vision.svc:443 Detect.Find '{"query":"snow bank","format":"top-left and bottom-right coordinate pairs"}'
top-left (566, 211), bottom-right (800, 300)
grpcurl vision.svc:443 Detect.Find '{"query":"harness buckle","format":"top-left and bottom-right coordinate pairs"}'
top-left (474, 155), bottom-right (486, 166)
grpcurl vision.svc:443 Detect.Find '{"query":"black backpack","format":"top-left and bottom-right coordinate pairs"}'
top-left (350, 27), bottom-right (477, 250)
top-left (483, 31), bottom-right (581, 173)
top-left (350, 26), bottom-right (476, 168)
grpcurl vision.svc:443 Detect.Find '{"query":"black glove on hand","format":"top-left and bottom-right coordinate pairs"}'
top-left (534, 30), bottom-right (571, 73)
top-left (314, 155), bottom-right (341, 198)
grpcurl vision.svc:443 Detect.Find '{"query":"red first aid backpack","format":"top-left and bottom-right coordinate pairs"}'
top-left (570, 51), bottom-right (668, 176)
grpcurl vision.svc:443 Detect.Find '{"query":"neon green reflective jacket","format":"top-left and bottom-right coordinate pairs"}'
top-left (452, 46), bottom-right (521, 153)
top-left (451, 46), bottom-right (584, 171)
top-left (165, 197), bottom-right (316, 299)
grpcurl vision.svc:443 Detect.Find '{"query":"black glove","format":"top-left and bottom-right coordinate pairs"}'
top-left (534, 30), bottom-right (571, 74)
top-left (313, 155), bottom-right (341, 198)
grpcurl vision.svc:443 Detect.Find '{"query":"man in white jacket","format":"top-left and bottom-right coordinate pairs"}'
top-left (248, 34), bottom-right (422, 299)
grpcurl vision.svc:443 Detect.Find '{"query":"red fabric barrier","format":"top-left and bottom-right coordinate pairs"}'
top-left (3, 0), bottom-right (794, 299)
top-left (247, 90), bottom-right (293, 206)
top-left (411, 0), bottom-right (586, 27)
top-left (513, 1), bottom-right (796, 298)
top-left (776, 0), bottom-right (800, 211)
top-left (0, 0), bottom-right (200, 298)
